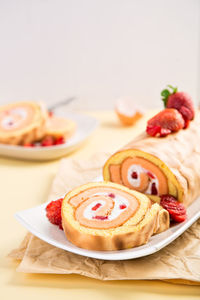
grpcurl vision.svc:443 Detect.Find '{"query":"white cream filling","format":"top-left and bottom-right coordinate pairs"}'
top-left (1, 108), bottom-right (27, 130)
top-left (83, 192), bottom-right (129, 221)
top-left (11, 107), bottom-right (27, 119)
top-left (127, 164), bottom-right (159, 195)
top-left (2, 116), bottom-right (17, 129)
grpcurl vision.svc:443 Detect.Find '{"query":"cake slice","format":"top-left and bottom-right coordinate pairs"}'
top-left (0, 101), bottom-right (47, 145)
top-left (45, 115), bottom-right (76, 140)
top-left (61, 182), bottom-right (166, 251)
top-left (103, 112), bottom-right (200, 207)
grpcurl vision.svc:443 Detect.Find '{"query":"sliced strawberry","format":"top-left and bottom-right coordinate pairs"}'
top-left (108, 193), bottom-right (115, 198)
top-left (23, 143), bottom-right (35, 147)
top-left (151, 182), bottom-right (158, 195)
top-left (41, 136), bottom-right (55, 147)
top-left (119, 204), bottom-right (127, 209)
top-left (147, 171), bottom-right (155, 179)
top-left (146, 108), bottom-right (184, 137)
top-left (92, 203), bottom-right (102, 211)
top-left (167, 206), bottom-right (186, 215)
top-left (54, 136), bottom-right (65, 145)
top-left (171, 214), bottom-right (187, 223)
top-left (131, 171), bottom-right (138, 179)
top-left (146, 125), bottom-right (171, 137)
top-left (93, 215), bottom-right (108, 220)
top-left (48, 110), bottom-right (54, 117)
top-left (160, 194), bottom-right (187, 223)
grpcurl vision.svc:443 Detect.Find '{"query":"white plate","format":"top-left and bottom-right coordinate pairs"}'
top-left (0, 112), bottom-right (98, 161)
top-left (15, 193), bottom-right (200, 261)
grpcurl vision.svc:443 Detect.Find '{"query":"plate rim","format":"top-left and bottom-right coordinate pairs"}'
top-left (15, 197), bottom-right (200, 261)
top-left (0, 112), bottom-right (99, 152)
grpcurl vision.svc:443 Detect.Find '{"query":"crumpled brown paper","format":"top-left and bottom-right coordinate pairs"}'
top-left (9, 153), bottom-right (200, 284)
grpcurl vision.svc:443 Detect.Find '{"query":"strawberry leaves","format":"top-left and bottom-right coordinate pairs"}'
top-left (161, 85), bottom-right (178, 107)
top-left (167, 85), bottom-right (178, 93)
top-left (161, 89), bottom-right (170, 107)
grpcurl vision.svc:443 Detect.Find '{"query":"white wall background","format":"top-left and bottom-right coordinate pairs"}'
top-left (0, 0), bottom-right (199, 110)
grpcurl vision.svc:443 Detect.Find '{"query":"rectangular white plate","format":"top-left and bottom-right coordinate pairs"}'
top-left (15, 190), bottom-right (200, 261)
top-left (0, 112), bottom-right (98, 161)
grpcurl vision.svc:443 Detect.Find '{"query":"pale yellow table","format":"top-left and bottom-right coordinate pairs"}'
top-left (0, 111), bottom-right (199, 300)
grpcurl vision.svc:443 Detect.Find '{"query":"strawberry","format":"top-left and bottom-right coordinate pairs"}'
top-left (41, 136), bottom-right (55, 147)
top-left (146, 108), bottom-right (184, 137)
top-left (48, 110), bottom-right (54, 117)
top-left (54, 136), bottom-right (65, 145)
top-left (161, 85), bottom-right (195, 127)
top-left (46, 198), bottom-right (63, 230)
top-left (160, 194), bottom-right (187, 223)
top-left (23, 143), bottom-right (35, 147)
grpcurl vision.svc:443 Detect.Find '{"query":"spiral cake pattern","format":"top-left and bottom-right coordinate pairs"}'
top-left (103, 112), bottom-right (200, 206)
top-left (0, 101), bottom-right (47, 145)
top-left (61, 182), bottom-right (162, 251)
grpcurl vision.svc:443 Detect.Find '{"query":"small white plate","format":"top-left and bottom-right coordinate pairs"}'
top-left (15, 195), bottom-right (200, 261)
top-left (0, 112), bottom-right (98, 161)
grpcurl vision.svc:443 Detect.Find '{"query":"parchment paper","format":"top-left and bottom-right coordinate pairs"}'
top-left (9, 153), bottom-right (200, 284)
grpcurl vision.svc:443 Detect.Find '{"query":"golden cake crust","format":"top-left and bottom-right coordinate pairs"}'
top-left (103, 111), bottom-right (200, 207)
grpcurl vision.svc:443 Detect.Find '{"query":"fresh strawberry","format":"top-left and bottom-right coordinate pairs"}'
top-left (54, 136), bottom-right (65, 145)
top-left (146, 125), bottom-right (171, 137)
top-left (23, 143), bottom-right (35, 147)
top-left (41, 136), bottom-right (55, 147)
top-left (48, 110), bottom-right (54, 117)
top-left (46, 198), bottom-right (63, 230)
top-left (161, 85), bottom-right (195, 127)
top-left (160, 194), bottom-right (187, 223)
top-left (183, 118), bottom-right (190, 129)
top-left (146, 108), bottom-right (184, 137)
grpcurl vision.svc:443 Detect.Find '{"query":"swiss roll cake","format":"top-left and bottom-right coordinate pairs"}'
top-left (61, 182), bottom-right (167, 251)
top-left (0, 101), bottom-right (47, 145)
top-left (103, 112), bottom-right (200, 207)
top-left (45, 115), bottom-right (76, 140)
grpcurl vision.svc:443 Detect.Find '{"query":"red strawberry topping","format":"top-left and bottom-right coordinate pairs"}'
top-left (146, 125), bottom-right (171, 137)
top-left (151, 182), bottom-right (158, 195)
top-left (160, 194), bottom-right (187, 223)
top-left (108, 193), bottom-right (115, 198)
top-left (147, 171), bottom-right (155, 179)
top-left (146, 108), bottom-right (184, 137)
top-left (93, 215), bottom-right (108, 220)
top-left (54, 136), bottom-right (65, 145)
top-left (23, 136), bottom-right (65, 147)
top-left (46, 198), bottom-right (63, 229)
top-left (131, 171), bottom-right (138, 179)
top-left (92, 203), bottom-right (102, 211)
top-left (23, 143), bottom-right (35, 147)
top-left (119, 204), bottom-right (127, 209)
top-left (41, 136), bottom-right (55, 147)
top-left (48, 110), bottom-right (54, 117)
top-left (161, 85), bottom-right (195, 126)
